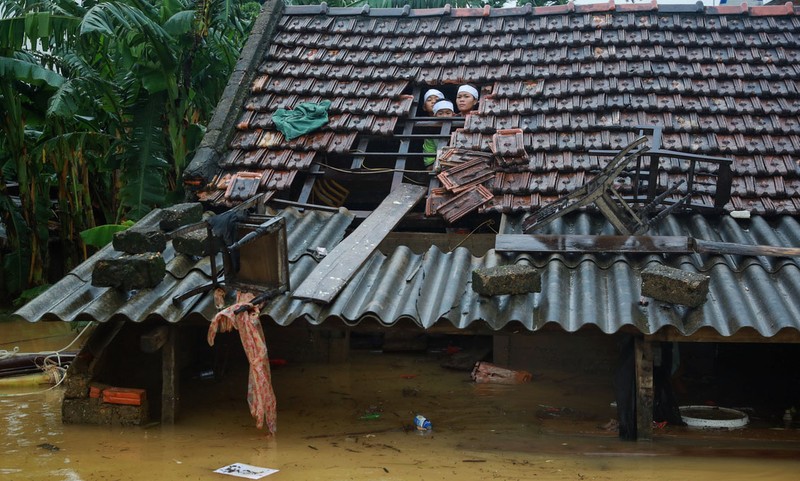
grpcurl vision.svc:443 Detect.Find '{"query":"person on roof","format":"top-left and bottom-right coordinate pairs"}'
top-left (422, 88), bottom-right (445, 116)
top-left (423, 100), bottom-right (455, 166)
top-left (455, 84), bottom-right (479, 116)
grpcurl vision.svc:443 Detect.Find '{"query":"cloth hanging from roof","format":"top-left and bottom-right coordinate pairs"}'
top-left (208, 289), bottom-right (277, 433)
top-left (272, 100), bottom-right (332, 140)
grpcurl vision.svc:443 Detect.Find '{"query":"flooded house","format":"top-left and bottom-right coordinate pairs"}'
top-left (13, 0), bottom-right (800, 441)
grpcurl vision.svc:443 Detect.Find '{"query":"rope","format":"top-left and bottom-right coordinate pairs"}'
top-left (0, 322), bottom-right (94, 397)
top-left (0, 346), bottom-right (19, 360)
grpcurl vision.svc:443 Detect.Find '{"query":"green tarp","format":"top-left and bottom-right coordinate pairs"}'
top-left (272, 100), bottom-right (332, 140)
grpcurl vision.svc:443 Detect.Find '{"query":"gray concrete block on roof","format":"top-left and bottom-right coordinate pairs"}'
top-left (172, 227), bottom-right (211, 257)
top-left (113, 226), bottom-right (167, 254)
top-left (159, 202), bottom-right (203, 232)
top-left (471, 264), bottom-right (541, 296)
top-left (641, 264), bottom-right (710, 308)
top-left (92, 253), bottom-right (166, 290)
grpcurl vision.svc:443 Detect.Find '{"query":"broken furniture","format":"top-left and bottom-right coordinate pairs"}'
top-left (172, 212), bottom-right (290, 305)
top-left (522, 128), bottom-right (733, 235)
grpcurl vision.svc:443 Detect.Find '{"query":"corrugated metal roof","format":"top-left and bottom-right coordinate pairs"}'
top-left (13, 207), bottom-right (355, 325)
top-left (13, 207), bottom-right (800, 338)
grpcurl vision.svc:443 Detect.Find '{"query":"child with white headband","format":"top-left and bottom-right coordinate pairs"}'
top-left (423, 100), bottom-right (455, 166)
top-left (422, 88), bottom-right (445, 116)
top-left (455, 84), bottom-right (479, 116)
top-left (432, 100), bottom-right (455, 117)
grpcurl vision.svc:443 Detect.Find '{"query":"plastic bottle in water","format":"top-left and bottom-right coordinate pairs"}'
top-left (414, 414), bottom-right (432, 431)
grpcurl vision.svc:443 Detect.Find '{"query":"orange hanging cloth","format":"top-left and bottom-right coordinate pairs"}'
top-left (208, 289), bottom-right (277, 433)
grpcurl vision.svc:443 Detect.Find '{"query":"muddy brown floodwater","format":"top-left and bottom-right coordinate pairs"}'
top-left (2, 319), bottom-right (800, 481)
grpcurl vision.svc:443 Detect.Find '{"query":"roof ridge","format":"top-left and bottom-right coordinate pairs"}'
top-left (282, 1), bottom-right (800, 17)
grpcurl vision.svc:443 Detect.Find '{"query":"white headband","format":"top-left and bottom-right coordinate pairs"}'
top-left (458, 85), bottom-right (479, 99)
top-left (424, 89), bottom-right (445, 102)
top-left (433, 100), bottom-right (454, 114)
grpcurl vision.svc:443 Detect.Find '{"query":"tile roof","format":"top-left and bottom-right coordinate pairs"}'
top-left (187, 0), bottom-right (800, 219)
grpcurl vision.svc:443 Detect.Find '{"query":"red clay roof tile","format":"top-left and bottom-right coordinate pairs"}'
top-left (196, 3), bottom-right (800, 215)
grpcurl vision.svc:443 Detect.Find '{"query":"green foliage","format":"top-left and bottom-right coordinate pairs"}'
top-left (0, 0), bottom-right (257, 302)
top-left (0, 56), bottom-right (65, 88)
top-left (118, 96), bottom-right (169, 219)
top-left (79, 219), bottom-right (134, 248)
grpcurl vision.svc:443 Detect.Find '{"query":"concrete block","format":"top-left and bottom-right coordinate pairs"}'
top-left (172, 227), bottom-right (211, 257)
top-left (62, 373), bottom-right (90, 399)
top-left (92, 253), bottom-right (166, 290)
top-left (62, 398), bottom-right (111, 424)
top-left (471, 264), bottom-right (541, 296)
top-left (641, 264), bottom-right (709, 307)
top-left (113, 226), bottom-right (166, 254)
top-left (62, 397), bottom-right (148, 426)
top-left (159, 203), bottom-right (203, 231)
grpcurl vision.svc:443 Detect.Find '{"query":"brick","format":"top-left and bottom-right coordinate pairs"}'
top-left (172, 227), bottom-right (211, 257)
top-left (641, 264), bottom-right (710, 308)
top-left (92, 253), bottom-right (166, 290)
top-left (471, 264), bottom-right (541, 296)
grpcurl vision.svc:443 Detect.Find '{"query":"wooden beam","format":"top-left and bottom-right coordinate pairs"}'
top-left (392, 126), bottom-right (413, 190)
top-left (297, 163), bottom-right (322, 204)
top-left (292, 183), bottom-right (427, 303)
top-left (634, 337), bottom-right (654, 441)
top-left (351, 138), bottom-right (370, 170)
top-left (140, 325), bottom-right (169, 353)
top-left (378, 232), bottom-right (495, 255)
top-left (496, 234), bottom-right (692, 253)
top-left (647, 326), bottom-right (800, 344)
top-left (161, 324), bottom-right (179, 425)
top-left (497, 234), bottom-right (800, 258)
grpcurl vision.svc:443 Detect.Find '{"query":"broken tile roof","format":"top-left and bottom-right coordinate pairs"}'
top-left (186, 0), bottom-right (800, 217)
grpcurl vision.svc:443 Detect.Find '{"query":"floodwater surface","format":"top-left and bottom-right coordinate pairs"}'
top-left (2, 320), bottom-right (800, 480)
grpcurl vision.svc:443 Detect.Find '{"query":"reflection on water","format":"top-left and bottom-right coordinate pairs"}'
top-left (2, 320), bottom-right (800, 480)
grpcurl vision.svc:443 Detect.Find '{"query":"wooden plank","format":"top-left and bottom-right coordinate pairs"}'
top-left (292, 183), bottom-right (426, 303)
top-left (634, 338), bottom-right (654, 441)
top-left (497, 234), bottom-right (800, 258)
top-left (296, 163), bottom-right (322, 204)
top-left (161, 324), bottom-right (179, 425)
top-left (496, 234), bottom-right (692, 253)
top-left (378, 232), bottom-right (495, 255)
top-left (392, 124), bottom-right (413, 190)
top-left (694, 239), bottom-right (800, 257)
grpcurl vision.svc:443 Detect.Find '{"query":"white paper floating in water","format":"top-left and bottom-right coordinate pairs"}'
top-left (214, 463), bottom-right (279, 479)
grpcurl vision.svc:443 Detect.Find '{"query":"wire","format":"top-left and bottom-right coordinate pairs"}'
top-left (402, 175), bottom-right (428, 186)
top-left (448, 219), bottom-right (497, 253)
top-left (0, 322), bottom-right (94, 397)
top-left (318, 160), bottom-right (433, 175)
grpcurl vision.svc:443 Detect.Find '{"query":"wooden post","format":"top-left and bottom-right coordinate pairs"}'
top-left (161, 324), bottom-right (179, 425)
top-left (492, 335), bottom-right (511, 366)
top-left (634, 337), bottom-right (654, 441)
top-left (327, 329), bottom-right (350, 363)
